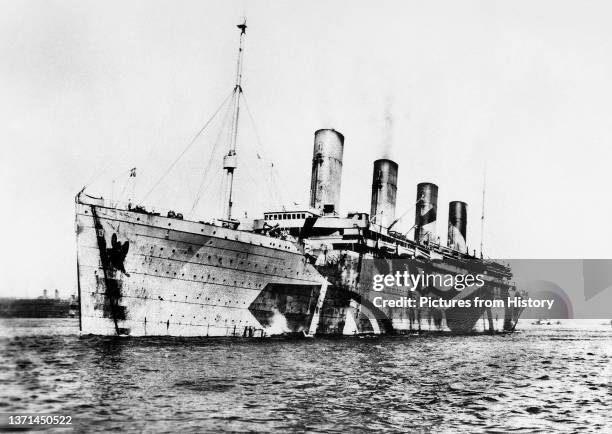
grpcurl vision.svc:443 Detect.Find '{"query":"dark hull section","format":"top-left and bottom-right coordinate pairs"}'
top-left (313, 250), bottom-right (520, 334)
top-left (249, 283), bottom-right (321, 333)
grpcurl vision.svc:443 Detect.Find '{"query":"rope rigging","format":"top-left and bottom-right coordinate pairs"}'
top-left (128, 22), bottom-right (286, 220)
top-left (189, 91), bottom-right (237, 214)
top-left (241, 93), bottom-right (286, 209)
top-left (187, 88), bottom-right (287, 218)
top-left (139, 89), bottom-right (234, 205)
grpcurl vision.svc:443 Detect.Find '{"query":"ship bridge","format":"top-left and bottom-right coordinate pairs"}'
top-left (263, 210), bottom-right (316, 223)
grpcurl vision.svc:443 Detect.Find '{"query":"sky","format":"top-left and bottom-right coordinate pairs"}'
top-left (2, 0), bottom-right (612, 298)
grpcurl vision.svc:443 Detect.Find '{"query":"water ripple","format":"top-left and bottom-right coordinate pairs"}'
top-left (0, 319), bottom-right (611, 432)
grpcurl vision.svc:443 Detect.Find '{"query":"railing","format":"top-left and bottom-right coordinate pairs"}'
top-left (78, 192), bottom-right (219, 224)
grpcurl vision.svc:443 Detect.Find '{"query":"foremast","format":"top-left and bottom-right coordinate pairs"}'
top-left (222, 20), bottom-right (247, 221)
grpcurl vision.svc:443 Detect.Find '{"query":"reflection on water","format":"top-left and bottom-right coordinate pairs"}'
top-left (0, 319), bottom-right (610, 432)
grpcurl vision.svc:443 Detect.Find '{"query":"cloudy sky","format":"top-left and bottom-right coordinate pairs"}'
top-left (2, 0), bottom-right (612, 297)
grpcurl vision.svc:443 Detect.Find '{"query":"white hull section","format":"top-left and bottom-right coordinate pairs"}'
top-left (75, 201), bottom-right (326, 337)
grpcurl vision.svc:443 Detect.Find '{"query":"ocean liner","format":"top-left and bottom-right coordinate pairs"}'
top-left (75, 22), bottom-right (523, 337)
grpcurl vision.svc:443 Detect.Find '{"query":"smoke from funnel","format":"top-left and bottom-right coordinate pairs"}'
top-left (382, 94), bottom-right (394, 159)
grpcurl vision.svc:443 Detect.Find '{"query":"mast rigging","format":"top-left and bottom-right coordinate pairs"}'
top-left (480, 168), bottom-right (486, 257)
top-left (223, 20), bottom-right (247, 221)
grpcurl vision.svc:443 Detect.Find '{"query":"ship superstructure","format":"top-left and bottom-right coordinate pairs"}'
top-left (256, 128), bottom-right (521, 334)
top-left (75, 23), bottom-right (523, 337)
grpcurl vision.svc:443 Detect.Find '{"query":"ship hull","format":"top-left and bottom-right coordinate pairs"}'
top-left (75, 201), bottom-right (327, 337)
top-left (76, 199), bottom-right (521, 337)
top-left (314, 251), bottom-right (521, 334)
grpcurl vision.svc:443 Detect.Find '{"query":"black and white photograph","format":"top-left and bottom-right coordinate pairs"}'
top-left (0, 0), bottom-right (611, 432)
